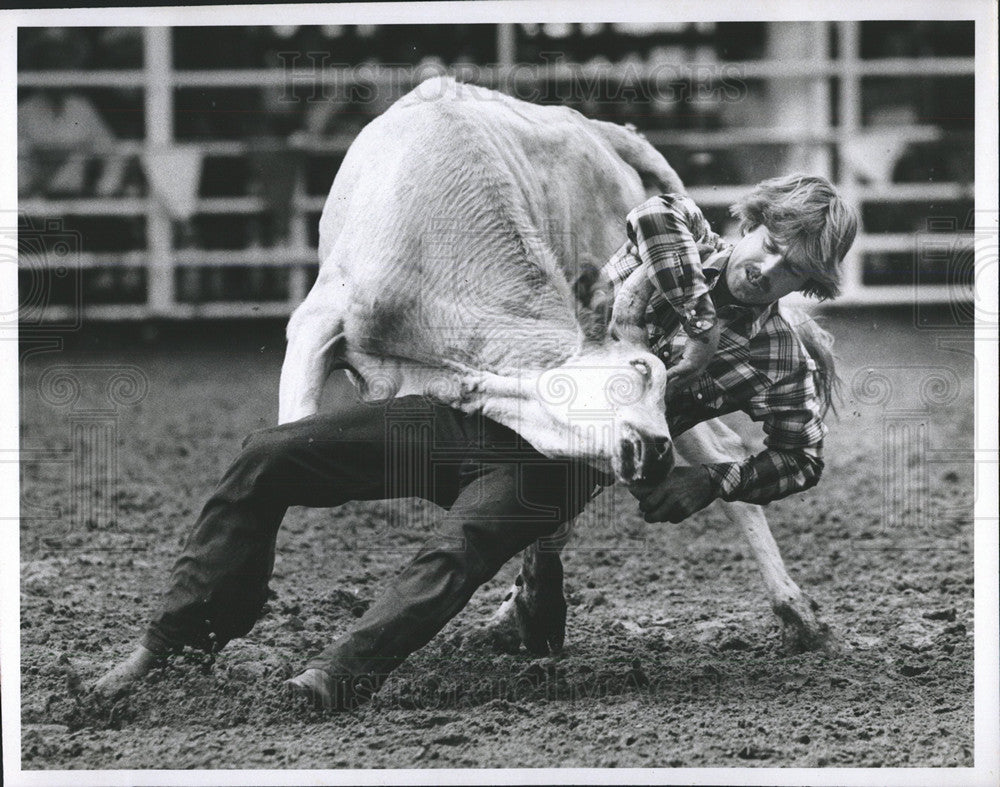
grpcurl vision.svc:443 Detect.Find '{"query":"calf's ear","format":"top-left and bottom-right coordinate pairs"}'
top-left (572, 264), bottom-right (602, 307)
top-left (573, 265), bottom-right (613, 343)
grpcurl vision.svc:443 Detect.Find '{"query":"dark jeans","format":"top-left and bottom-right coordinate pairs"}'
top-left (143, 396), bottom-right (600, 685)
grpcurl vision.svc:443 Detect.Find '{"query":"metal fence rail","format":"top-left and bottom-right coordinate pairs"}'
top-left (17, 23), bottom-right (976, 321)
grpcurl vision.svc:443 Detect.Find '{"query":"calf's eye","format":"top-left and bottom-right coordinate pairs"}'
top-left (630, 359), bottom-right (651, 379)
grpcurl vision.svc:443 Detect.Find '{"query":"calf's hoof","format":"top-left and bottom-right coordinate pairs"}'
top-left (467, 544), bottom-right (567, 656)
top-left (514, 569), bottom-right (567, 656)
top-left (773, 595), bottom-right (840, 655)
top-left (472, 567), bottom-right (566, 656)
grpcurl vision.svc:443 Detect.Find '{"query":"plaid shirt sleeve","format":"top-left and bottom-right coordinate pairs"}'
top-left (626, 196), bottom-right (717, 338)
top-left (701, 355), bottom-right (829, 505)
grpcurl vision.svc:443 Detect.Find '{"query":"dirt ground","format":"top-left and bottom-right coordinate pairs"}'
top-left (18, 308), bottom-right (975, 770)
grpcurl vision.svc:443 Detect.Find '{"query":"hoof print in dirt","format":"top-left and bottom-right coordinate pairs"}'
top-left (717, 635), bottom-right (753, 652)
top-left (898, 662), bottom-right (932, 677)
top-left (736, 744), bottom-right (778, 761)
top-left (228, 660), bottom-right (276, 682)
top-left (461, 618), bottom-right (521, 655)
top-left (513, 657), bottom-right (567, 697)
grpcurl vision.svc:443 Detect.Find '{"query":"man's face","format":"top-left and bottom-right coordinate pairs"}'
top-left (725, 225), bottom-right (810, 304)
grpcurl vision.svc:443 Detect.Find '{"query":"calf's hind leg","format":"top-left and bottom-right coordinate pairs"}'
top-left (675, 419), bottom-right (836, 653)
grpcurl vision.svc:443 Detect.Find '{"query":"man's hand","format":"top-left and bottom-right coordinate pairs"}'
top-left (629, 465), bottom-right (717, 523)
top-left (664, 322), bottom-right (720, 400)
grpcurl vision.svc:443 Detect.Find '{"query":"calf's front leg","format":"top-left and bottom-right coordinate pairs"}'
top-left (675, 419), bottom-right (836, 653)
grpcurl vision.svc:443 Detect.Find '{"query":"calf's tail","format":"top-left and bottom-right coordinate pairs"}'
top-left (278, 294), bottom-right (346, 424)
top-left (587, 118), bottom-right (687, 196)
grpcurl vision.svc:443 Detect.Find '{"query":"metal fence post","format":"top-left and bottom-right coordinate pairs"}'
top-left (837, 20), bottom-right (863, 301)
top-left (496, 23), bottom-right (516, 68)
top-left (144, 27), bottom-right (175, 317)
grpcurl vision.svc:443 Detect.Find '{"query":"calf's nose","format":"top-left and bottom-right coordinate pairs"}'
top-left (641, 435), bottom-right (674, 482)
top-left (614, 427), bottom-right (675, 484)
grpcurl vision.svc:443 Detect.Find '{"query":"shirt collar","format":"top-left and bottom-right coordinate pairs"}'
top-left (702, 247), bottom-right (731, 283)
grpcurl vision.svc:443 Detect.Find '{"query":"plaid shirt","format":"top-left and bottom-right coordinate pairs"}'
top-left (604, 194), bottom-right (827, 505)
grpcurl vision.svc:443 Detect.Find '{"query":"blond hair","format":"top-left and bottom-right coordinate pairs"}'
top-left (730, 174), bottom-right (860, 300)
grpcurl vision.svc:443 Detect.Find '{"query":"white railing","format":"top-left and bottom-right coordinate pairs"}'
top-left (17, 23), bottom-right (976, 321)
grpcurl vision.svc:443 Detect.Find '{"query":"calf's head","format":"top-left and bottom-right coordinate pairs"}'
top-left (527, 338), bottom-right (674, 483)
top-left (530, 258), bottom-right (677, 482)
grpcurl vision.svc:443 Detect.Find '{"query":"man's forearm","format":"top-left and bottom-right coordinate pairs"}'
top-left (702, 445), bottom-right (824, 505)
